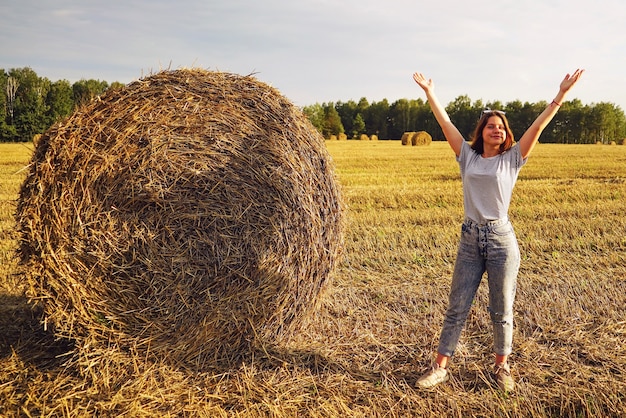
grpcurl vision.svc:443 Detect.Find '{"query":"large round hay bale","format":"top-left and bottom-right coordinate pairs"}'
top-left (16, 69), bottom-right (344, 368)
top-left (401, 132), bottom-right (414, 145)
top-left (411, 131), bottom-right (432, 146)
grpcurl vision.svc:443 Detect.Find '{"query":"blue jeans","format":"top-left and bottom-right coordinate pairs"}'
top-left (437, 217), bottom-right (520, 357)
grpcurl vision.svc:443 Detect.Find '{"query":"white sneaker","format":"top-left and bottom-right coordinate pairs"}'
top-left (494, 363), bottom-right (515, 392)
top-left (416, 363), bottom-right (449, 389)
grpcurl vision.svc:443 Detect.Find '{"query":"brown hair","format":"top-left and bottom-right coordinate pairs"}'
top-left (470, 110), bottom-right (515, 155)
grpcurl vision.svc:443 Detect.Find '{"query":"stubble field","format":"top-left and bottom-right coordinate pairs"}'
top-left (1, 140), bottom-right (625, 417)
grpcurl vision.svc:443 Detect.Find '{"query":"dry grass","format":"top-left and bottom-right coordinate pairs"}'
top-left (2, 141), bottom-right (626, 417)
top-left (14, 69), bottom-right (344, 370)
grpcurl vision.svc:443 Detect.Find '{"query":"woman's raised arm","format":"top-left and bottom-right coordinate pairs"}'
top-left (413, 72), bottom-right (465, 157)
top-left (518, 69), bottom-right (585, 159)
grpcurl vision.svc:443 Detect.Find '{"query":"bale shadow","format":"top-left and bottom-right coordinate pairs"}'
top-left (0, 293), bottom-right (379, 383)
top-left (0, 293), bottom-right (74, 371)
top-left (0, 294), bottom-right (355, 378)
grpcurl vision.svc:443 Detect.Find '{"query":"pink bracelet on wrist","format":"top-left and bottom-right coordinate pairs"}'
top-left (551, 100), bottom-right (562, 107)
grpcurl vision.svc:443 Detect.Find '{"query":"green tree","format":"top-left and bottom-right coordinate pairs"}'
top-left (0, 70), bottom-right (18, 141)
top-left (351, 97), bottom-right (369, 138)
top-left (9, 67), bottom-right (49, 141)
top-left (72, 79), bottom-right (109, 107)
top-left (388, 99), bottom-right (411, 139)
top-left (613, 105), bottom-right (626, 141)
top-left (404, 98), bottom-right (439, 139)
top-left (503, 101), bottom-right (544, 142)
top-left (503, 100), bottom-right (523, 139)
top-left (352, 113), bottom-right (365, 137)
top-left (548, 99), bottom-right (584, 143)
top-left (109, 81), bottom-right (126, 90)
top-left (587, 102), bottom-right (623, 144)
top-left (302, 103), bottom-right (325, 134)
top-left (335, 100), bottom-right (357, 138)
top-left (322, 103), bottom-right (344, 138)
top-left (46, 79), bottom-right (74, 125)
top-left (365, 99), bottom-right (390, 138)
top-left (5, 75), bottom-right (19, 125)
top-left (446, 95), bottom-right (475, 139)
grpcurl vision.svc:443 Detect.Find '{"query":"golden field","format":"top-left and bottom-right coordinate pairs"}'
top-left (1, 140), bottom-right (625, 417)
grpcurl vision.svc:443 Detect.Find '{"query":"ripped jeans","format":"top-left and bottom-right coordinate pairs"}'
top-left (437, 217), bottom-right (520, 358)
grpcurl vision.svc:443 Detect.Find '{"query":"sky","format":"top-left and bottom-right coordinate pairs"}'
top-left (1, 0), bottom-right (625, 110)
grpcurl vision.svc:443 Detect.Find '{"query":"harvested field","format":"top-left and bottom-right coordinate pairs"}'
top-left (1, 141), bottom-right (626, 417)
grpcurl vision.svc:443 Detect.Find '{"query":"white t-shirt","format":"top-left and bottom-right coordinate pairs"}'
top-left (456, 141), bottom-right (527, 224)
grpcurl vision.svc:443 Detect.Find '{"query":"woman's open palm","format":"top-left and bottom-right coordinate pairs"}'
top-left (560, 69), bottom-right (584, 93)
top-left (413, 72), bottom-right (434, 93)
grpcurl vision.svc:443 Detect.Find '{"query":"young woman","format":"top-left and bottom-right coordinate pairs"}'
top-left (412, 69), bottom-right (584, 391)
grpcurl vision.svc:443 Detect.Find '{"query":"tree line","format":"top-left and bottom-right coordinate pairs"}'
top-left (303, 96), bottom-right (626, 144)
top-left (0, 67), bottom-right (124, 142)
top-left (2, 67), bottom-right (625, 144)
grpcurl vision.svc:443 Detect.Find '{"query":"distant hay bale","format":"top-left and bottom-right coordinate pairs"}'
top-left (359, 134), bottom-right (369, 141)
top-left (16, 68), bottom-right (345, 369)
top-left (338, 133), bottom-right (348, 141)
top-left (370, 134), bottom-right (378, 141)
top-left (411, 131), bottom-right (432, 146)
top-left (329, 134), bottom-right (337, 141)
top-left (610, 141), bottom-right (617, 146)
top-left (401, 132), bottom-right (414, 145)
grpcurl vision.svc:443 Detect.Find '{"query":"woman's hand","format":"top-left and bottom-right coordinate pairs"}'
top-left (412, 71), bottom-right (464, 156)
top-left (413, 72), bottom-right (434, 93)
top-left (559, 69), bottom-right (584, 94)
top-left (519, 68), bottom-right (584, 159)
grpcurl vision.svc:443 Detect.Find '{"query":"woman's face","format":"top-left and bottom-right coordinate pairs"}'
top-left (482, 115), bottom-right (506, 148)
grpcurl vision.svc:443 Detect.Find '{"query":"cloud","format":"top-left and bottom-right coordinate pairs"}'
top-left (1, 0), bottom-right (624, 109)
